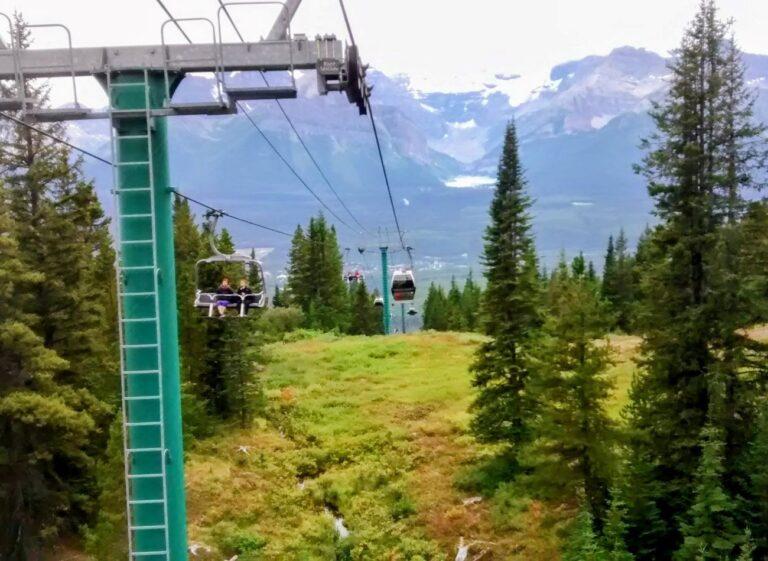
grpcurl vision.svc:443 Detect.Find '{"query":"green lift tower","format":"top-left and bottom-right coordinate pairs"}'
top-left (0, 5), bottom-right (369, 560)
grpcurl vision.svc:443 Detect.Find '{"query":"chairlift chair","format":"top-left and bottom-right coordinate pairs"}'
top-left (193, 210), bottom-right (267, 317)
top-left (194, 253), bottom-right (267, 317)
top-left (344, 270), bottom-right (364, 285)
top-left (390, 269), bottom-right (416, 302)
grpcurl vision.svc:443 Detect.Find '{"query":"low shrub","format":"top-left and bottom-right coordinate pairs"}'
top-left (213, 521), bottom-right (268, 561)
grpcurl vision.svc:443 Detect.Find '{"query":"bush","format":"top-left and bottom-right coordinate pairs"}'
top-left (396, 537), bottom-right (445, 561)
top-left (489, 482), bottom-right (531, 531)
top-left (181, 382), bottom-right (216, 445)
top-left (255, 307), bottom-right (305, 342)
top-left (213, 521), bottom-right (268, 561)
top-left (454, 450), bottom-right (519, 495)
top-left (293, 447), bottom-right (333, 479)
top-left (388, 486), bottom-right (417, 520)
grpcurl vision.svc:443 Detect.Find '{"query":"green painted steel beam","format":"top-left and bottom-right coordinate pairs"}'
top-left (113, 70), bottom-right (187, 561)
top-left (380, 247), bottom-right (390, 335)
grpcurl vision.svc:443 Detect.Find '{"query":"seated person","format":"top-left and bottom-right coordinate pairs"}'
top-left (237, 278), bottom-right (255, 311)
top-left (215, 277), bottom-right (235, 317)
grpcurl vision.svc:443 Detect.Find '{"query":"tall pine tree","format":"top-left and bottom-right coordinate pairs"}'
top-left (626, 3), bottom-right (768, 558)
top-left (0, 184), bottom-right (106, 558)
top-left (422, 282), bottom-right (449, 331)
top-left (471, 121), bottom-right (541, 460)
top-left (285, 214), bottom-right (348, 331)
top-left (173, 197), bottom-right (208, 386)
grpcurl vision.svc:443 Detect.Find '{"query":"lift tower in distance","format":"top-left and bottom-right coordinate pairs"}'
top-left (0, 3), bottom-right (369, 560)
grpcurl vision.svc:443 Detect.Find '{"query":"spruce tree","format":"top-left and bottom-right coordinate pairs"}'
top-left (471, 121), bottom-right (541, 458)
top-left (347, 281), bottom-right (380, 335)
top-left (602, 499), bottom-right (635, 561)
top-left (562, 510), bottom-right (610, 561)
top-left (285, 225), bottom-right (309, 308)
top-left (674, 425), bottom-right (742, 561)
top-left (422, 283), bottom-right (449, 331)
top-left (571, 251), bottom-right (587, 278)
top-left (173, 197), bottom-right (208, 386)
top-left (735, 531), bottom-right (756, 561)
top-left (587, 260), bottom-right (597, 284)
top-left (737, 203), bottom-right (768, 324)
top-left (285, 215), bottom-right (348, 330)
top-left (0, 16), bottom-right (114, 553)
top-left (460, 271), bottom-right (483, 331)
top-left (524, 273), bottom-right (615, 530)
top-left (612, 230), bottom-right (635, 332)
top-left (446, 276), bottom-right (466, 331)
top-left (220, 320), bottom-right (265, 428)
top-left (602, 235), bottom-right (617, 300)
top-left (0, 186), bottom-right (105, 558)
top-left (744, 410), bottom-right (768, 556)
top-left (626, 3), bottom-right (768, 557)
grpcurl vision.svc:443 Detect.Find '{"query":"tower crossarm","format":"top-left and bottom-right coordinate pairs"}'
top-left (0, 36), bottom-right (342, 79)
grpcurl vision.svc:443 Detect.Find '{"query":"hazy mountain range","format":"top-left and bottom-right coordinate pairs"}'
top-left (73, 46), bottom-right (768, 285)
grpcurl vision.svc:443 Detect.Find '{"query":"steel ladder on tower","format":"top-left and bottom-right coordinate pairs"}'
top-left (109, 68), bottom-right (172, 561)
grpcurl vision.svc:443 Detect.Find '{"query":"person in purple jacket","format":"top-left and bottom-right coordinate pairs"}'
top-left (215, 277), bottom-right (235, 317)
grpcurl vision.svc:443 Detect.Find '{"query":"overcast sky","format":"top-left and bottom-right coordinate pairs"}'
top-left (3, 0), bottom-right (767, 105)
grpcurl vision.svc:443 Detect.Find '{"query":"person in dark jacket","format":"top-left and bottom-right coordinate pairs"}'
top-left (215, 277), bottom-right (235, 317)
top-left (237, 278), bottom-right (254, 314)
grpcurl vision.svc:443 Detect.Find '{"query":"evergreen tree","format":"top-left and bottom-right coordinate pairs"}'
top-left (422, 282), bottom-right (449, 330)
top-left (446, 276), bottom-right (466, 331)
top-left (674, 425), bottom-right (742, 561)
top-left (285, 215), bottom-right (348, 330)
top-left (737, 203), bottom-right (768, 324)
top-left (273, 285), bottom-right (286, 308)
top-left (626, 4), bottom-right (768, 557)
top-left (0, 16), bottom-right (114, 554)
top-left (602, 499), bottom-right (635, 561)
top-left (460, 270), bottom-right (483, 331)
top-left (744, 410), bottom-right (768, 556)
top-left (587, 260), bottom-right (597, 284)
top-left (173, 197), bottom-right (208, 386)
top-left (471, 121), bottom-right (541, 459)
top-left (0, 186), bottom-right (106, 558)
top-left (562, 510), bottom-right (611, 561)
top-left (612, 230), bottom-right (635, 332)
top-left (220, 320), bottom-right (265, 428)
top-left (524, 273), bottom-right (615, 530)
top-left (735, 531), bottom-right (756, 561)
top-left (571, 251), bottom-right (587, 278)
top-left (629, 226), bottom-right (657, 330)
top-left (347, 281), bottom-right (381, 335)
top-left (3, 104), bottom-right (115, 398)
top-left (285, 225), bottom-right (309, 308)
top-left (83, 418), bottom-right (128, 561)
top-left (602, 235), bottom-right (617, 299)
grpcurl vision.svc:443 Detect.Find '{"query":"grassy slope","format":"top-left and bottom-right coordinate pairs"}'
top-left (184, 331), bottom-right (640, 560)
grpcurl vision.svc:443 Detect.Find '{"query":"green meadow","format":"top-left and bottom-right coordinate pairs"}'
top-left (182, 331), bottom-right (640, 560)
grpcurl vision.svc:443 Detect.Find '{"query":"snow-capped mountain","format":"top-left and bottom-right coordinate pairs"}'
top-left (76, 46), bottom-right (768, 281)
